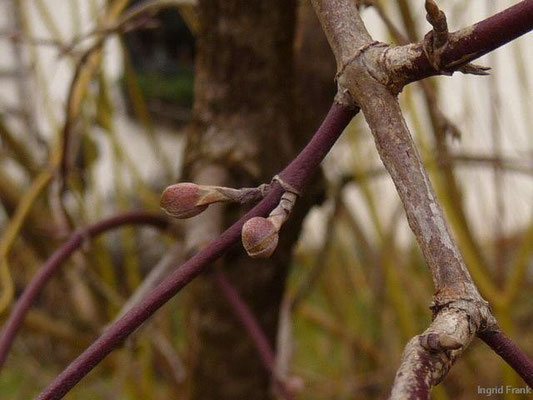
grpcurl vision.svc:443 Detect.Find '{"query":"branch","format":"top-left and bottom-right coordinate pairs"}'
top-left (479, 328), bottom-right (533, 387)
top-left (313, 0), bottom-right (484, 301)
top-left (389, 307), bottom-right (473, 399)
top-left (0, 212), bottom-right (169, 369)
top-left (385, 0), bottom-right (533, 89)
top-left (212, 269), bottom-right (275, 370)
top-left (212, 269), bottom-right (296, 400)
top-left (310, 0), bottom-right (533, 397)
top-left (34, 103), bottom-right (357, 399)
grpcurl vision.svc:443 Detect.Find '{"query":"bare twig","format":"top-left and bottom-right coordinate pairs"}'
top-left (34, 103), bottom-right (357, 400)
top-left (384, 0), bottom-right (533, 89)
top-left (59, 0), bottom-right (193, 56)
top-left (112, 244), bottom-right (183, 322)
top-left (479, 327), bottom-right (533, 387)
top-left (0, 212), bottom-right (170, 368)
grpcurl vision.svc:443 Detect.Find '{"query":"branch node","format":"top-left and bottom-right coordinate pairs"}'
top-left (335, 40), bottom-right (387, 80)
top-left (272, 175), bottom-right (301, 196)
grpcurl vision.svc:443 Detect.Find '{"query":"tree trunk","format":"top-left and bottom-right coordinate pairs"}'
top-left (183, 1), bottom-right (335, 399)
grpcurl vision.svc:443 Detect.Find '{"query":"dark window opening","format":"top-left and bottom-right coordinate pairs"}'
top-left (122, 3), bottom-right (196, 126)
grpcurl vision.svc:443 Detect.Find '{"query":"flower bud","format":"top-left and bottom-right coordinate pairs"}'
top-left (160, 183), bottom-right (208, 219)
top-left (241, 217), bottom-right (279, 258)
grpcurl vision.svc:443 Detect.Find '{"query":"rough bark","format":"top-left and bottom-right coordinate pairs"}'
top-left (183, 2), bottom-right (298, 399)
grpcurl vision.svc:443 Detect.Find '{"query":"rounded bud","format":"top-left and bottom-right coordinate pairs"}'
top-left (241, 217), bottom-right (279, 258)
top-left (160, 183), bottom-right (208, 219)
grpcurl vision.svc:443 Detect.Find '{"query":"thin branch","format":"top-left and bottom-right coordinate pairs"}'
top-left (212, 268), bottom-right (275, 370)
top-left (386, 0), bottom-right (533, 88)
top-left (382, 0), bottom-right (493, 298)
top-left (0, 114), bottom-right (41, 176)
top-left (57, 0), bottom-right (198, 184)
top-left (314, 0), bottom-right (482, 296)
top-left (0, 212), bottom-right (169, 368)
top-left (308, 0), bottom-right (533, 397)
top-left (112, 244), bottom-right (183, 322)
top-left (212, 269), bottom-right (295, 400)
top-left (34, 103), bottom-right (357, 400)
top-left (479, 328), bottom-right (533, 387)
top-left (59, 0), bottom-right (195, 56)
top-left (340, 154), bottom-right (533, 185)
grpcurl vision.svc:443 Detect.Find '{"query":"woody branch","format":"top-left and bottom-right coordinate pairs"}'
top-left (310, 0), bottom-right (533, 398)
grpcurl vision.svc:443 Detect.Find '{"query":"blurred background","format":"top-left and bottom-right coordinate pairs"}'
top-left (0, 0), bottom-right (531, 399)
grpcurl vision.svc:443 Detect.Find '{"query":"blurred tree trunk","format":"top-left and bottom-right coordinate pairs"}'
top-left (183, 1), bottom-right (335, 399)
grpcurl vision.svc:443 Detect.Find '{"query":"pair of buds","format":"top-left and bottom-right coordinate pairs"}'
top-left (160, 181), bottom-right (298, 259)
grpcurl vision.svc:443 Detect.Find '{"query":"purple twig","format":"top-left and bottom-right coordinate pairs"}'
top-left (34, 103), bottom-right (356, 399)
top-left (401, 0), bottom-right (533, 83)
top-left (479, 328), bottom-right (533, 387)
top-left (0, 212), bottom-right (169, 368)
top-left (212, 269), bottom-right (275, 370)
top-left (213, 269), bottom-right (295, 400)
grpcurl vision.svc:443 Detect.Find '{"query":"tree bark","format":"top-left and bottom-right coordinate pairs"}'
top-left (183, 2), bottom-right (296, 399)
top-left (182, 1), bottom-right (337, 398)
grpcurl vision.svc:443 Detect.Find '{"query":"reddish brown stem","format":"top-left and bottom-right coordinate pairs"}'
top-left (34, 103), bottom-right (356, 400)
top-left (212, 269), bottom-right (294, 400)
top-left (0, 212), bottom-right (169, 368)
top-left (213, 269), bottom-right (275, 370)
top-left (401, 0), bottom-right (533, 83)
top-left (479, 328), bottom-right (533, 388)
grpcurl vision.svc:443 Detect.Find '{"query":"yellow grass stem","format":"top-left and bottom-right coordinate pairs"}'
top-left (0, 169), bottom-right (53, 313)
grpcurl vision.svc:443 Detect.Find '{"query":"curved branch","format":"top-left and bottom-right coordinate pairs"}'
top-left (212, 269), bottom-right (295, 400)
top-left (212, 269), bottom-right (275, 371)
top-left (0, 212), bottom-right (169, 368)
top-left (34, 103), bottom-right (357, 400)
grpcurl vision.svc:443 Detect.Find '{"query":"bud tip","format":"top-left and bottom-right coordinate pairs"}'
top-left (160, 182), bottom-right (208, 219)
top-left (241, 217), bottom-right (279, 258)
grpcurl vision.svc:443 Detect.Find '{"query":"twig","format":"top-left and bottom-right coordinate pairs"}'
top-left (385, 0), bottom-right (533, 88)
top-left (0, 110), bottom-right (41, 176)
top-left (112, 244), bottom-right (183, 322)
top-left (478, 327), bottom-right (533, 388)
top-left (34, 103), bottom-right (356, 400)
top-left (212, 267), bottom-right (274, 369)
top-left (212, 269), bottom-right (295, 400)
top-left (58, 0), bottom-right (134, 186)
top-left (0, 212), bottom-right (169, 368)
